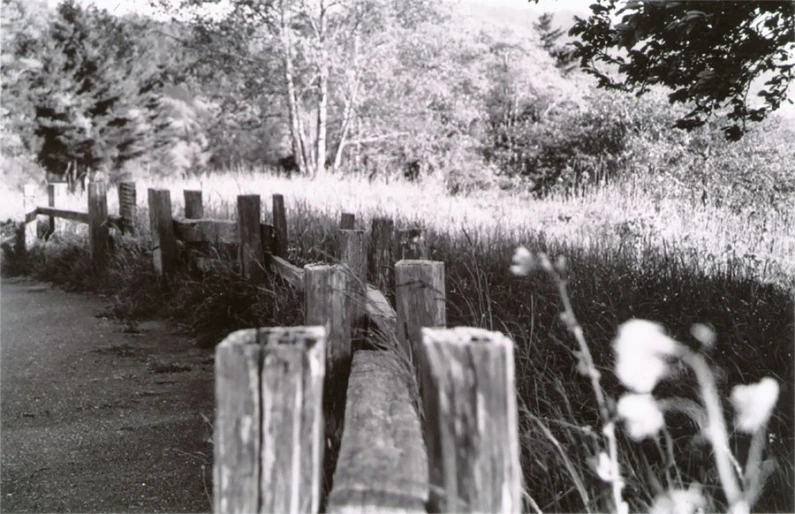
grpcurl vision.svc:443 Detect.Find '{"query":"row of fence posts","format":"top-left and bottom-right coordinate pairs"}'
top-left (19, 181), bottom-right (137, 269)
top-left (19, 182), bottom-right (522, 513)
top-left (207, 191), bottom-right (521, 513)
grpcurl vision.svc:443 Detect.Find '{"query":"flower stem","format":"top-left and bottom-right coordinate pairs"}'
top-left (744, 419), bottom-right (768, 509)
top-left (552, 272), bottom-right (624, 512)
top-left (683, 350), bottom-right (743, 508)
top-left (556, 277), bottom-right (609, 421)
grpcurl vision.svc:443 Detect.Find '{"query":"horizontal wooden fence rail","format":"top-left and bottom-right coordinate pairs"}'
top-left (19, 181), bottom-right (136, 269)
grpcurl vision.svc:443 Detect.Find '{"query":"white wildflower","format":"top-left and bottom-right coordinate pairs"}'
top-left (649, 483), bottom-right (707, 514)
top-left (731, 377), bottom-right (779, 434)
top-left (613, 319), bottom-right (682, 393)
top-left (510, 246), bottom-right (534, 276)
top-left (617, 393), bottom-right (665, 441)
top-left (595, 451), bottom-right (615, 482)
top-left (690, 323), bottom-right (716, 349)
top-left (538, 252), bottom-right (553, 273)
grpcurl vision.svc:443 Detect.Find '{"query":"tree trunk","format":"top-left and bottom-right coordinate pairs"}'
top-left (332, 32), bottom-right (361, 171)
top-left (279, 0), bottom-right (311, 175)
top-left (315, 0), bottom-right (329, 176)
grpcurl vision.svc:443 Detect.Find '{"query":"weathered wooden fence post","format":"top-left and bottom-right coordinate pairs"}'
top-left (340, 212), bottom-right (355, 230)
top-left (181, 189), bottom-right (208, 272)
top-left (184, 190), bottom-right (203, 219)
top-left (419, 327), bottom-right (521, 514)
top-left (214, 326), bottom-right (326, 514)
top-left (369, 217), bottom-right (395, 297)
top-left (338, 229), bottom-right (367, 349)
top-left (398, 228), bottom-right (429, 260)
top-left (304, 264), bottom-right (352, 376)
top-left (23, 184), bottom-right (37, 250)
top-left (237, 195), bottom-right (263, 281)
top-left (47, 183), bottom-right (68, 236)
top-left (304, 263), bottom-right (353, 487)
top-left (272, 194), bottom-right (288, 259)
top-left (88, 182), bottom-right (109, 269)
top-left (118, 181), bottom-right (137, 235)
top-left (395, 260), bottom-right (446, 367)
top-left (148, 189), bottom-right (178, 281)
top-left (260, 224), bottom-right (274, 256)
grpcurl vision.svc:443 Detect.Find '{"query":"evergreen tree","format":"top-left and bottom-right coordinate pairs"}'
top-left (11, 0), bottom-right (172, 182)
top-left (533, 12), bottom-right (576, 74)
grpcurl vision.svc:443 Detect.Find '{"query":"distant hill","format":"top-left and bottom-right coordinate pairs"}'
top-left (454, 0), bottom-right (587, 42)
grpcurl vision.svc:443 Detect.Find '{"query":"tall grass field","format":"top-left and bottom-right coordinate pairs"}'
top-left (2, 161), bottom-right (793, 512)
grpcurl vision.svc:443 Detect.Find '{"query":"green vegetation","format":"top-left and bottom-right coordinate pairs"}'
top-left (3, 162), bottom-right (792, 512)
top-left (2, 0), bottom-right (793, 512)
top-left (568, 0), bottom-right (794, 140)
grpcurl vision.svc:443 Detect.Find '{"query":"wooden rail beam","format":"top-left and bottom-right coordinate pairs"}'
top-left (173, 218), bottom-right (238, 245)
top-left (266, 254), bottom-right (398, 341)
top-left (34, 207), bottom-right (89, 224)
top-left (327, 350), bottom-right (428, 514)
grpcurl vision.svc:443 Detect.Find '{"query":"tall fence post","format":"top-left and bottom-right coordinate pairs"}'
top-left (47, 183), bottom-right (68, 236)
top-left (272, 194), bottom-right (288, 259)
top-left (369, 217), bottom-right (395, 298)
top-left (340, 212), bottom-right (355, 230)
top-left (182, 189), bottom-right (207, 273)
top-left (118, 181), bottom-right (137, 235)
top-left (395, 260), bottom-right (446, 368)
top-left (184, 190), bottom-right (203, 219)
top-left (23, 184), bottom-right (37, 250)
top-left (304, 263), bottom-right (353, 487)
top-left (214, 326), bottom-right (326, 514)
top-left (419, 327), bottom-right (521, 514)
top-left (338, 229), bottom-right (367, 350)
top-left (304, 264), bottom-right (352, 380)
top-left (260, 224), bottom-right (274, 256)
top-left (398, 228), bottom-right (429, 260)
top-left (237, 194), bottom-right (263, 281)
top-left (88, 182), bottom-right (109, 270)
top-left (148, 189), bottom-right (178, 281)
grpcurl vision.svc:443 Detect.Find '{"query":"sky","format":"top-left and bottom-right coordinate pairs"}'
top-left (45, 0), bottom-right (594, 17)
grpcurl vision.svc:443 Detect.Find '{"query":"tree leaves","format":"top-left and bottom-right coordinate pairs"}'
top-left (3, 0), bottom-right (178, 178)
top-left (567, 0), bottom-right (795, 141)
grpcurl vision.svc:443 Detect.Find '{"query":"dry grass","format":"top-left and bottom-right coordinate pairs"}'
top-left (3, 163), bottom-right (792, 512)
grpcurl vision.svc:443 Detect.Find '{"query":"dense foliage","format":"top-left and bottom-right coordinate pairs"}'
top-left (2, 0), bottom-right (181, 186)
top-left (1, 0), bottom-right (792, 202)
top-left (566, 0), bottom-right (794, 140)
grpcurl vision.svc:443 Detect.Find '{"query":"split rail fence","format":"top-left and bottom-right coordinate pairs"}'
top-left (18, 182), bottom-right (522, 514)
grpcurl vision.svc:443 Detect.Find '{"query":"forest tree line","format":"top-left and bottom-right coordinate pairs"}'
top-left (2, 0), bottom-right (792, 197)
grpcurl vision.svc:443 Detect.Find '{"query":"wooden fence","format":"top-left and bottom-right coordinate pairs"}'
top-left (18, 182), bottom-right (522, 514)
top-left (18, 181), bottom-right (136, 268)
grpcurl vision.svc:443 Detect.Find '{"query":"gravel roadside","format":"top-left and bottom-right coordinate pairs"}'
top-left (1, 277), bottom-right (215, 513)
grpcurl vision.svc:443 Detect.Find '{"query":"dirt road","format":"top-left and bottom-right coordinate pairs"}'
top-left (1, 278), bottom-right (214, 513)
